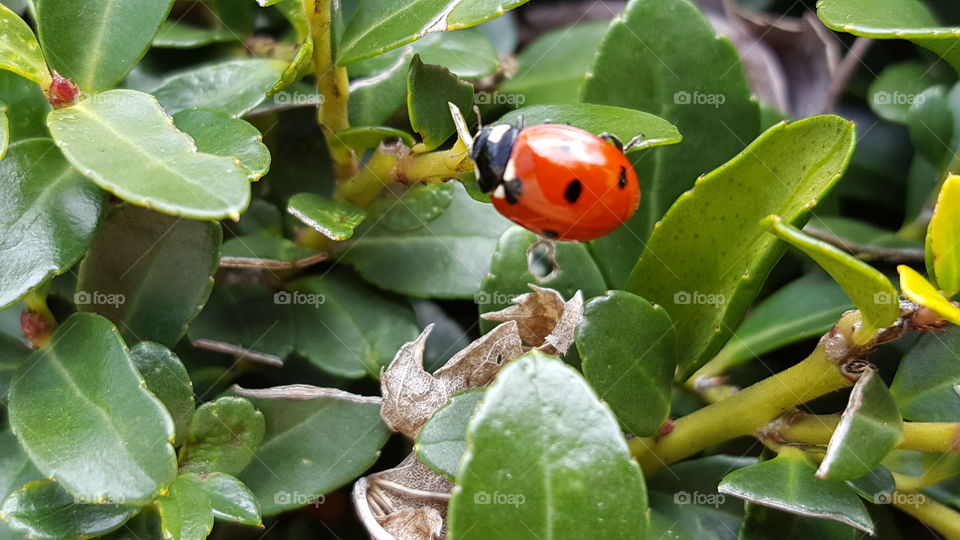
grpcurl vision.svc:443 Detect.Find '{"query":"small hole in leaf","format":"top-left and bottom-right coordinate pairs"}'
top-left (526, 239), bottom-right (559, 283)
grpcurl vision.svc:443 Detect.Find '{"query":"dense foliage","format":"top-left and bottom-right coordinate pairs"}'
top-left (1, 0), bottom-right (960, 538)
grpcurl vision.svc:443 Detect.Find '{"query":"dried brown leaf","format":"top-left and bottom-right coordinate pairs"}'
top-left (481, 285), bottom-right (583, 355)
top-left (378, 508), bottom-right (443, 540)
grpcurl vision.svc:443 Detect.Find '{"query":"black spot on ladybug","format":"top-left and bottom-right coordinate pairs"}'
top-left (504, 178), bottom-right (523, 204)
top-left (618, 166), bottom-right (628, 189)
top-left (564, 179), bottom-right (583, 204)
top-left (542, 229), bottom-right (559, 239)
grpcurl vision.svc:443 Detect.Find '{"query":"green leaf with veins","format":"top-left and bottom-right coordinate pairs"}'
top-left (582, 0), bottom-right (759, 286)
top-left (1, 480), bottom-right (140, 539)
top-left (576, 290), bottom-right (677, 437)
top-left (287, 193), bottom-right (367, 241)
top-left (130, 342), bottom-right (195, 447)
top-left (156, 475), bottom-right (214, 540)
top-left (77, 204), bottom-right (221, 347)
top-left (36, 0), bottom-right (172, 91)
top-left (173, 108), bottom-right (271, 181)
top-left (149, 59), bottom-right (288, 117)
top-left (0, 2), bottom-right (49, 87)
top-left (0, 139), bottom-right (105, 309)
top-left (415, 388), bottom-right (484, 480)
top-left (407, 55), bottom-right (473, 151)
top-left (891, 326), bottom-right (960, 422)
top-left (179, 397), bottom-right (266, 477)
top-left (48, 89), bottom-right (250, 220)
top-left (9, 313), bottom-right (177, 505)
top-left (179, 473), bottom-right (261, 527)
top-left (448, 352), bottom-right (648, 537)
top-left (625, 116), bottom-right (856, 376)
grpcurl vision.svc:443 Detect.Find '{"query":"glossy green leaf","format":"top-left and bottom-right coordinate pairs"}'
top-left (234, 385), bottom-right (390, 516)
top-left (647, 455), bottom-right (756, 516)
top-left (287, 193), bottom-right (366, 241)
top-left (906, 84), bottom-right (953, 166)
top-left (740, 501), bottom-right (857, 539)
top-left (0, 70), bottom-right (50, 141)
top-left (0, 139), bottom-right (105, 309)
top-left (765, 215), bottom-right (899, 341)
top-left (625, 116), bottom-right (856, 376)
top-left (0, 3), bottom-right (48, 87)
top-left (576, 290), bottom-right (677, 436)
top-left (173, 108), bottom-right (271, 180)
top-left (48, 89), bottom-right (250, 220)
top-left (1, 480), bottom-right (139, 539)
top-left (9, 313), bottom-right (177, 504)
top-left (718, 447), bottom-right (873, 533)
top-left (818, 369), bottom-right (903, 481)
top-left (366, 182), bottom-right (455, 232)
top-left (0, 427), bottom-right (42, 539)
top-left (498, 21), bottom-right (608, 106)
top-left (928, 173), bottom-right (960, 297)
top-left (899, 264), bottom-right (960, 324)
top-left (708, 272), bottom-right (853, 373)
top-left (152, 20), bottom-right (237, 49)
top-left (130, 342), bottom-right (195, 446)
top-left (868, 62), bottom-right (945, 124)
top-left (496, 104), bottom-right (682, 152)
top-left (188, 282), bottom-right (295, 365)
top-left (582, 0), bottom-right (759, 286)
top-left (448, 352), bottom-right (648, 537)
top-left (292, 271), bottom-right (420, 378)
top-left (77, 205), bottom-right (221, 346)
top-left (97, 507), bottom-right (163, 540)
top-left (269, 38), bottom-right (314, 96)
top-left (341, 182), bottom-right (512, 298)
top-left (818, 0), bottom-right (960, 73)
top-left (179, 396), bottom-right (265, 477)
top-left (891, 325), bottom-right (960, 422)
top-left (415, 388), bottom-right (484, 480)
top-left (36, 0), bottom-right (172, 92)
top-left (338, 0), bottom-right (528, 65)
top-left (156, 475), bottom-right (213, 540)
top-left (407, 55), bottom-right (473, 151)
top-left (478, 227), bottom-right (607, 332)
top-left (150, 59), bottom-right (288, 116)
top-left (179, 473), bottom-right (261, 526)
top-left (333, 126), bottom-right (416, 150)
top-left (0, 100), bottom-right (7, 158)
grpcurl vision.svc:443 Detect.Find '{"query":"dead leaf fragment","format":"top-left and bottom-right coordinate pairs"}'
top-left (481, 285), bottom-right (583, 355)
top-left (380, 321), bottom-right (522, 438)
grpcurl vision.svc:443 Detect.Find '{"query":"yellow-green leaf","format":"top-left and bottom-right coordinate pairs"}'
top-left (898, 264), bottom-right (960, 324)
top-left (928, 174), bottom-right (960, 297)
top-left (765, 215), bottom-right (899, 342)
top-left (0, 2), bottom-right (50, 87)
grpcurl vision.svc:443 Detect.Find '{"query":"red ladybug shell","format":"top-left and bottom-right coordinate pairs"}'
top-left (490, 124), bottom-right (640, 242)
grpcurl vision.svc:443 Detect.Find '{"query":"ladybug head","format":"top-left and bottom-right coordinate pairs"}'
top-left (471, 117), bottom-right (523, 193)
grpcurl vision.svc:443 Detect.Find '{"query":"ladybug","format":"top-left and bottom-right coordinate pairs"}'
top-left (470, 118), bottom-right (642, 242)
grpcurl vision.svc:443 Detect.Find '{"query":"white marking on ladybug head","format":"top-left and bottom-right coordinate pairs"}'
top-left (486, 124), bottom-right (512, 144)
top-left (503, 158), bottom-right (516, 182)
top-left (493, 185), bottom-right (506, 199)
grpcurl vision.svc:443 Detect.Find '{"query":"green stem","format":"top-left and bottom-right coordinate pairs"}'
top-left (893, 454), bottom-right (960, 491)
top-left (303, 0), bottom-right (353, 180)
top-left (334, 148), bottom-right (400, 207)
top-left (892, 492), bottom-right (960, 539)
top-left (633, 343), bottom-right (852, 473)
top-left (777, 414), bottom-right (960, 453)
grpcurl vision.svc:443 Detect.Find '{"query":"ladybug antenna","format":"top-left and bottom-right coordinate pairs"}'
top-left (448, 102), bottom-right (474, 154)
top-left (515, 115), bottom-right (524, 130)
top-left (473, 105), bottom-right (483, 129)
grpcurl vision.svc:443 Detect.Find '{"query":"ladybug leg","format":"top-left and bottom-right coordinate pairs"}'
top-left (622, 133), bottom-right (649, 152)
top-left (598, 132), bottom-right (624, 151)
top-left (448, 102), bottom-right (474, 153)
top-left (514, 115), bottom-right (525, 130)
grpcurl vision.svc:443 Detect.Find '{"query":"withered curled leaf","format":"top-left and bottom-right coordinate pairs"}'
top-left (481, 285), bottom-right (583, 355)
